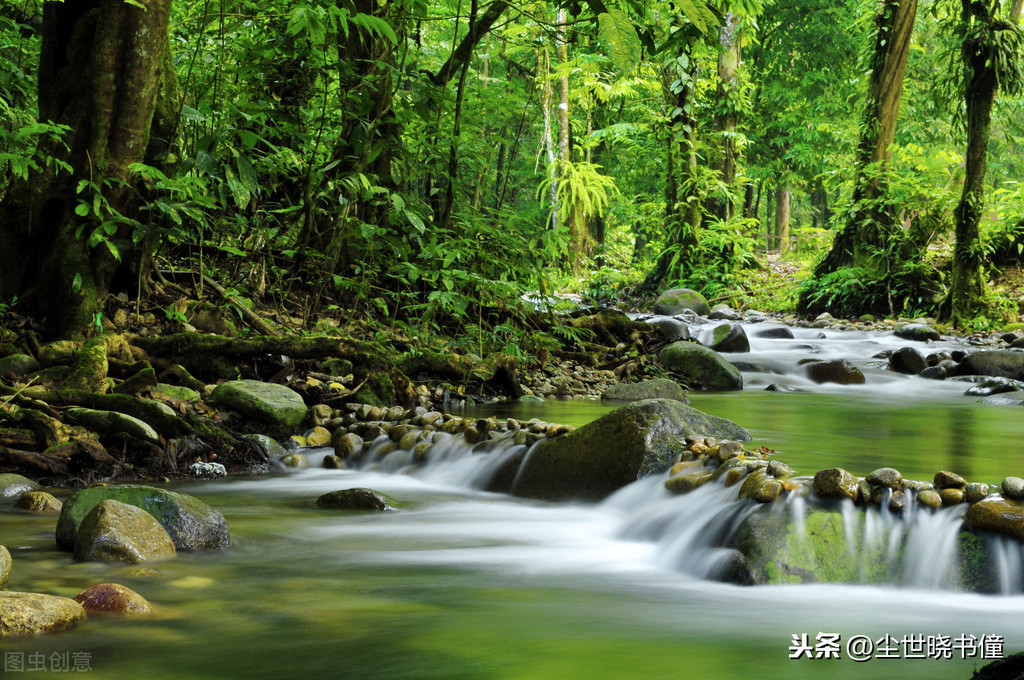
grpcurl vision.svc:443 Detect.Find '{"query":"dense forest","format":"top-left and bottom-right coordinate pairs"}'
top-left (1, 0), bottom-right (1024, 345)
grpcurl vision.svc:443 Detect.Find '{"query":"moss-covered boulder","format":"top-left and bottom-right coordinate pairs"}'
top-left (316, 488), bottom-right (397, 511)
top-left (509, 399), bottom-right (749, 502)
top-left (658, 342), bottom-right (743, 391)
top-left (65, 407), bottom-right (161, 445)
top-left (56, 485), bottom-right (229, 552)
top-left (707, 323), bottom-right (750, 353)
top-left (0, 474), bottom-right (40, 498)
top-left (0, 545), bottom-right (10, 589)
top-left (211, 379), bottom-right (308, 431)
top-left (0, 592), bottom-right (86, 635)
top-left (151, 383), bottom-right (202, 402)
top-left (14, 491), bottom-right (62, 513)
top-left (0, 353), bottom-right (40, 377)
top-left (652, 288), bottom-right (711, 316)
top-left (601, 378), bottom-right (688, 403)
top-left (894, 323), bottom-right (941, 342)
top-left (74, 500), bottom-right (177, 563)
top-left (965, 496), bottom-right (1024, 540)
top-left (74, 583), bottom-right (153, 614)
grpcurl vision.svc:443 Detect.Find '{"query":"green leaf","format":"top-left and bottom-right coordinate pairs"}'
top-left (597, 10), bottom-right (641, 74)
top-left (74, 202), bottom-right (90, 217)
top-left (71, 272), bottom-right (82, 294)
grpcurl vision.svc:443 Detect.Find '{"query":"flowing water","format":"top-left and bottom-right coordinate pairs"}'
top-left (3, 321), bottom-right (1024, 679)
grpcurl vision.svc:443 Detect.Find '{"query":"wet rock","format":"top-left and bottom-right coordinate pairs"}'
top-left (965, 482), bottom-right (991, 503)
top-left (888, 347), bottom-right (927, 375)
top-left (756, 326), bottom-right (795, 339)
top-left (316, 488), bottom-right (397, 512)
top-left (764, 383), bottom-right (807, 393)
top-left (246, 434), bottom-right (288, 459)
top-left (804, 359), bottom-right (866, 385)
top-left (982, 392), bottom-right (1024, 405)
top-left (940, 488), bottom-right (965, 506)
top-left (0, 474), bottom-right (41, 498)
top-left (960, 350), bottom-right (1024, 380)
top-left (1001, 476), bottom-right (1024, 501)
top-left (509, 399), bottom-right (749, 502)
top-left (322, 455), bottom-right (346, 469)
top-left (917, 489), bottom-right (943, 509)
top-left (151, 383), bottom-right (201, 402)
top-left (708, 323), bottom-right (750, 353)
top-left (332, 431), bottom-right (365, 460)
top-left (934, 470), bottom-right (966, 489)
top-left (652, 288), bottom-right (710, 316)
top-left (303, 426), bottom-right (332, 447)
top-left (602, 378), bottom-right (688, 403)
top-left (766, 461), bottom-right (791, 478)
top-left (0, 545), bottom-right (10, 589)
top-left (56, 485), bottom-right (229, 552)
top-left (74, 499), bottom-right (177, 563)
top-left (309, 404), bottom-right (333, 426)
top-left (965, 496), bottom-right (1024, 540)
top-left (189, 462), bottom-right (226, 478)
top-left (894, 324), bottom-right (941, 342)
top-left (964, 377), bottom-right (1024, 397)
top-left (65, 407), bottom-right (161, 445)
top-left (708, 304), bottom-right (742, 321)
top-left (279, 453), bottom-right (308, 469)
top-left (664, 470), bottom-right (712, 494)
top-left (866, 467), bottom-right (903, 490)
top-left (659, 342), bottom-right (743, 391)
top-left (918, 366), bottom-right (948, 380)
top-left (813, 468), bottom-right (859, 502)
top-left (0, 592), bottom-right (86, 635)
top-left (210, 379), bottom-right (308, 430)
top-left (0, 353), bottom-right (40, 376)
top-left (14, 491), bottom-right (62, 513)
top-left (74, 583), bottom-right (152, 614)
top-left (753, 479), bottom-right (783, 503)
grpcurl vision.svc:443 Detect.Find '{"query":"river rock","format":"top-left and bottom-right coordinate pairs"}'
top-left (647, 317), bottom-right (692, 342)
top-left (317, 488), bottom-right (397, 511)
top-left (210, 379), bottom-right (308, 430)
top-left (756, 326), bottom-right (795, 339)
top-left (813, 468), bottom-right (859, 502)
top-left (0, 474), bottom-right (40, 498)
top-left (664, 469), bottom-right (712, 494)
top-left (659, 342), bottom-right (743, 391)
top-left (708, 304), bottom-right (742, 321)
top-left (965, 496), bottom-right (1024, 540)
top-left (653, 288), bottom-right (710, 316)
top-left (917, 489), bottom-right (943, 508)
top-left (303, 426), bottom-right (332, 447)
top-left (150, 383), bottom-right (201, 402)
top-left (74, 499), bottom-right (177, 563)
top-left (964, 377), bottom-right (1024, 397)
top-left (1001, 477), bottom-right (1024, 501)
top-left (934, 470), bottom-right (966, 489)
top-left (508, 399), bottom-right (749, 502)
top-left (894, 324), bottom-right (941, 342)
top-left (866, 467), bottom-right (903, 490)
top-left (246, 434), bottom-right (288, 459)
top-left (804, 359), bottom-right (866, 385)
top-left (960, 350), bottom-right (1024, 380)
top-left (965, 482), bottom-right (990, 503)
top-left (14, 491), bottom-right (62, 513)
top-left (0, 353), bottom-right (40, 376)
top-left (889, 347), bottom-right (927, 375)
top-left (0, 592), bottom-right (86, 635)
top-left (708, 323), bottom-right (750, 353)
top-left (0, 545), bottom-right (10, 589)
top-left (332, 431), bottom-right (364, 459)
top-left (56, 485), bottom-right (229, 552)
top-left (74, 583), bottom-right (153, 614)
top-left (65, 407), bottom-right (161, 445)
top-left (602, 378), bottom-right (688, 403)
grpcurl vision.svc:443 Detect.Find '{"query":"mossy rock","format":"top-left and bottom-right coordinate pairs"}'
top-left (0, 474), bottom-right (40, 498)
top-left (65, 407), bottom-right (161, 445)
top-left (56, 485), bottom-right (229, 552)
top-left (0, 545), bottom-right (10, 589)
top-left (353, 373), bottom-right (395, 408)
top-left (316, 488), bottom-right (398, 511)
top-left (0, 592), bottom-right (86, 635)
top-left (509, 399), bottom-right (749, 502)
top-left (653, 288), bottom-right (711, 316)
top-left (151, 383), bottom-right (202, 402)
top-left (601, 378), bottom-right (688, 403)
top-left (73, 499), bottom-right (177, 563)
top-left (658, 342), bottom-right (743, 391)
top-left (0, 353), bottom-right (40, 377)
top-left (211, 379), bottom-right (308, 431)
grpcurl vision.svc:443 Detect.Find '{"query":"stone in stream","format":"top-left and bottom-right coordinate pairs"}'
top-left (959, 350), bottom-right (1024, 380)
top-left (646, 317), bottom-right (692, 342)
top-left (964, 377), bottom-right (1024, 397)
top-left (316, 488), bottom-right (397, 512)
top-left (707, 323), bottom-right (750, 354)
top-left (708, 304), bottom-right (742, 321)
top-left (658, 342), bottom-right (743, 391)
top-left (0, 592), bottom-right (86, 635)
top-left (812, 468), bottom-right (859, 502)
top-left (894, 323), bottom-right (941, 342)
top-left (14, 491), bottom-right (62, 513)
top-left (652, 288), bottom-right (710, 317)
top-left (866, 467), bottom-right (903, 490)
top-left (755, 326), bottom-right (795, 340)
top-left (74, 583), bottom-right (153, 615)
top-left (56, 485), bottom-right (229, 552)
top-left (601, 378), bottom-right (688, 404)
top-left (965, 496), bottom-right (1024, 540)
top-left (888, 347), bottom-right (927, 375)
top-left (0, 474), bottom-right (40, 498)
top-left (210, 379), bottom-right (308, 431)
top-left (917, 489), bottom-right (943, 509)
top-left (507, 399), bottom-right (749, 502)
top-left (74, 500), bottom-right (177, 564)
top-left (803, 359), bottom-right (865, 385)
top-left (0, 545), bottom-right (10, 589)
top-left (1001, 476), bottom-right (1024, 501)
top-left (934, 470), bottom-right (966, 490)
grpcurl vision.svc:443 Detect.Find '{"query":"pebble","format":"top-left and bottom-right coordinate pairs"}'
top-left (1001, 476), bottom-right (1024, 500)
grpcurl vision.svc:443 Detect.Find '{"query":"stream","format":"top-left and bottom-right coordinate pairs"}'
top-left (3, 319), bottom-right (1024, 679)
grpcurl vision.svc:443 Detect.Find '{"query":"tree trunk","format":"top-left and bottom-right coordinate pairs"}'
top-left (0, 0), bottom-right (177, 338)
top-left (807, 0), bottom-right (917, 284)
top-left (707, 10), bottom-right (742, 224)
top-left (774, 180), bottom-right (791, 252)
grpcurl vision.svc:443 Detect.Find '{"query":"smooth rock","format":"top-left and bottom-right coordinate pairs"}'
top-left (659, 342), bottom-right (743, 391)
top-left (246, 434), bottom-right (288, 459)
top-left (304, 426), bottom-right (332, 447)
top-left (210, 379), bottom-right (308, 430)
top-left (150, 383), bottom-right (201, 402)
top-left (960, 350), bottom-right (1024, 380)
top-left (708, 304), bottom-right (742, 321)
top-left (647, 317), bottom-right (691, 342)
top-left (64, 407), bottom-right (161, 445)
top-left (813, 468), bottom-right (859, 502)
top-left (889, 347), bottom-right (927, 375)
top-left (652, 288), bottom-right (710, 316)
top-left (56, 485), bottom-right (229, 552)
top-left (332, 431), bottom-right (364, 459)
top-left (0, 592), bottom-right (86, 635)
top-left (1001, 476), bottom-right (1024, 501)
top-left (0, 353), bottom-right (40, 376)
top-left (602, 378), bottom-right (688, 403)
top-left (964, 377), bottom-right (1024, 397)
top-left (316, 488), bottom-right (397, 511)
top-left (707, 323), bottom-right (750, 353)
top-left (322, 455), bottom-right (346, 469)
top-left (804, 359), bottom-right (866, 385)
top-left (0, 474), bottom-right (40, 498)
top-left (664, 470), bottom-right (712, 494)
top-left (14, 491), bottom-right (62, 513)
top-left (934, 470), bottom-right (966, 490)
top-left (74, 583), bottom-right (152, 614)
top-left (0, 546), bottom-right (10, 589)
top-left (940, 488), bottom-right (965, 506)
top-left (965, 482), bottom-right (991, 503)
top-left (189, 462), bottom-right (226, 478)
top-left (755, 327), bottom-right (795, 339)
top-left (917, 489), bottom-right (943, 509)
top-left (74, 500), bottom-right (177, 563)
top-left (965, 497), bottom-right (1024, 540)
top-left (280, 453), bottom-right (308, 469)
top-left (866, 467), bottom-right (903, 490)
top-left (894, 324), bottom-right (941, 342)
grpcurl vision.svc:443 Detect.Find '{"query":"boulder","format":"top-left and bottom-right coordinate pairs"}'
top-left (1002, 476), bottom-right (1024, 501)
top-left (959, 350), bottom-right (1024, 380)
top-left (56, 485), bottom-right (229, 552)
top-left (659, 342), bottom-right (743, 391)
top-left (317, 488), bottom-right (397, 511)
top-left (964, 377), bottom-right (1024, 397)
top-left (74, 500), bottom-right (177, 563)
top-left (707, 323), bottom-right (750, 353)
top-left (0, 545), bottom-right (10, 589)
top-left (894, 323), bottom-right (941, 342)
top-left (652, 288), bottom-right (710, 317)
top-left (889, 347), bottom-right (927, 375)
top-left (756, 326), bottom-right (795, 339)
top-left (74, 583), bottom-right (153, 614)
top-left (804, 359), bottom-right (866, 385)
top-left (509, 399), bottom-right (749, 502)
top-left (0, 353), bottom-right (40, 376)
top-left (647, 317), bottom-right (691, 342)
top-left (210, 379), bottom-right (308, 431)
top-left (965, 497), bottom-right (1024, 540)
top-left (0, 592), bottom-right (86, 635)
top-left (602, 378), bottom-right (688, 403)
top-left (0, 474), bottom-right (40, 498)
top-left (65, 407), bottom-right (161, 445)
top-left (150, 383), bottom-right (202, 402)
top-left (813, 468), bottom-right (859, 502)
top-left (14, 491), bottom-right (62, 513)
top-left (708, 304), bottom-right (742, 321)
